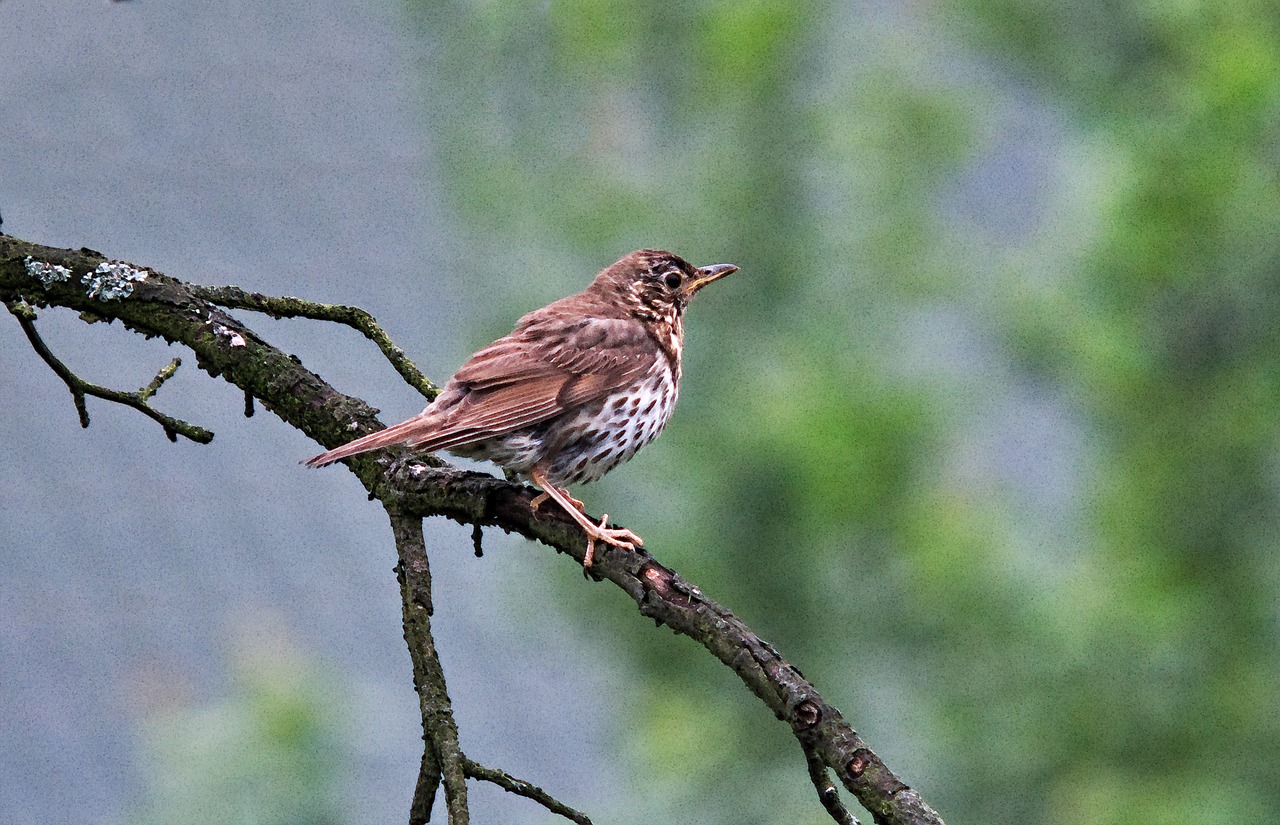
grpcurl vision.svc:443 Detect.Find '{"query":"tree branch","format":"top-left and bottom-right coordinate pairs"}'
top-left (806, 744), bottom-right (861, 825)
top-left (391, 509), bottom-right (590, 825)
top-left (1, 234), bottom-right (947, 825)
top-left (187, 283), bottom-right (439, 401)
top-left (5, 297), bottom-right (212, 443)
top-left (378, 463), bottom-right (944, 825)
top-left (2, 237), bottom-right (386, 458)
top-left (410, 747), bottom-right (442, 825)
top-left (462, 757), bottom-right (592, 825)
top-left (390, 511), bottom-right (468, 824)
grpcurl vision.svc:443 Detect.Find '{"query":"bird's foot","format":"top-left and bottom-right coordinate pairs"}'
top-left (581, 514), bottom-right (644, 570)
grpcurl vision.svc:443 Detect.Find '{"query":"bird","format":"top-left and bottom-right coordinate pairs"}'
top-left (305, 249), bottom-right (738, 568)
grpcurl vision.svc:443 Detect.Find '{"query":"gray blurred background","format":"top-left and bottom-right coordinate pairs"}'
top-left (4, 1), bottom-right (1279, 824)
top-left (2, 3), bottom-right (628, 823)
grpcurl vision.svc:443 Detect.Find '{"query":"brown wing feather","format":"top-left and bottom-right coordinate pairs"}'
top-left (304, 315), bottom-right (655, 467)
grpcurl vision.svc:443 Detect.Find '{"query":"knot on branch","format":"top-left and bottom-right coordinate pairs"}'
top-left (846, 750), bottom-right (873, 779)
top-left (794, 698), bottom-right (823, 730)
top-left (637, 561), bottom-right (701, 609)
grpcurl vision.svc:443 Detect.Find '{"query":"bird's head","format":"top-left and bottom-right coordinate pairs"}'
top-left (593, 249), bottom-right (738, 321)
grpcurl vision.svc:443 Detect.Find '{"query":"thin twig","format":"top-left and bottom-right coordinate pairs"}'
top-left (806, 745), bottom-right (860, 825)
top-left (5, 299), bottom-right (213, 443)
top-left (411, 747), bottom-right (442, 825)
top-left (137, 357), bottom-right (180, 401)
top-left (463, 757), bottom-right (592, 825)
top-left (390, 511), bottom-right (469, 824)
top-left (188, 284), bottom-right (439, 401)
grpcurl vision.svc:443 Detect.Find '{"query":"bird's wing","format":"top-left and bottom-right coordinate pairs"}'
top-left (302, 315), bottom-right (655, 467)
top-left (425, 315), bottom-right (655, 444)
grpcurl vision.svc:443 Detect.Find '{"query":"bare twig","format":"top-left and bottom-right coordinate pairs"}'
top-left (188, 284), bottom-right (439, 401)
top-left (5, 298), bottom-right (212, 443)
top-left (410, 747), bottom-right (442, 825)
top-left (393, 505), bottom-right (584, 825)
top-left (463, 757), bottom-right (592, 825)
top-left (390, 511), bottom-right (469, 824)
top-left (807, 745), bottom-right (860, 825)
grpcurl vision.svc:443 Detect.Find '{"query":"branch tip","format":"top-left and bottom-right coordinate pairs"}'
top-left (139, 357), bottom-right (181, 401)
top-left (462, 758), bottom-right (592, 825)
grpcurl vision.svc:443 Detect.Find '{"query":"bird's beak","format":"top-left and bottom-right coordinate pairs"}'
top-left (688, 263), bottom-right (739, 294)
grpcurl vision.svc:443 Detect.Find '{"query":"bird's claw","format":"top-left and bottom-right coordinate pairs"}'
top-left (581, 514), bottom-right (644, 570)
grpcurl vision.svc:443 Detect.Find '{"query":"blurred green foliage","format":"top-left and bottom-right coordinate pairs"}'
top-left (407, 0), bottom-right (1280, 822)
top-left (130, 622), bottom-right (347, 825)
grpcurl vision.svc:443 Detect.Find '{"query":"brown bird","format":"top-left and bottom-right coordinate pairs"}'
top-left (305, 249), bottom-right (737, 567)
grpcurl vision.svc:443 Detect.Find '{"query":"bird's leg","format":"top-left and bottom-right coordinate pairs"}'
top-left (529, 489), bottom-right (584, 515)
top-left (530, 467), bottom-right (643, 568)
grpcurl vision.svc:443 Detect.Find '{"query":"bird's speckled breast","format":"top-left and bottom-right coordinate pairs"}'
top-left (448, 360), bottom-right (679, 487)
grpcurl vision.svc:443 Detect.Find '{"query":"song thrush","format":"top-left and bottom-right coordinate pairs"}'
top-left (305, 249), bottom-right (737, 567)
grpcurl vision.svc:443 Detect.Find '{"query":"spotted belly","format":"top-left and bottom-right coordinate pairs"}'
top-left (447, 363), bottom-right (679, 486)
top-left (545, 364), bottom-right (679, 486)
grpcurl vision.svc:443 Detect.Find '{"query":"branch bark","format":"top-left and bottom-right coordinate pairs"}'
top-left (1, 234), bottom-right (947, 825)
top-left (5, 297), bottom-right (211, 442)
top-left (390, 511), bottom-right (469, 824)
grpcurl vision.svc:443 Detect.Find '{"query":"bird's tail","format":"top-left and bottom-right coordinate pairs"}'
top-left (303, 415), bottom-right (435, 468)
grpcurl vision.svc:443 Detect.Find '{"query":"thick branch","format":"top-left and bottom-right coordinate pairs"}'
top-left (379, 463), bottom-right (943, 825)
top-left (2, 237), bottom-right (387, 456)
top-left (1, 235), bottom-right (946, 825)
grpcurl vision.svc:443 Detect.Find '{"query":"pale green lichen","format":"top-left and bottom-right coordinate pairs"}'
top-left (24, 256), bottom-right (73, 289)
top-left (83, 261), bottom-right (148, 301)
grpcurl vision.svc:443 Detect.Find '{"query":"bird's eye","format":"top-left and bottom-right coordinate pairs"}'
top-left (663, 271), bottom-right (682, 290)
